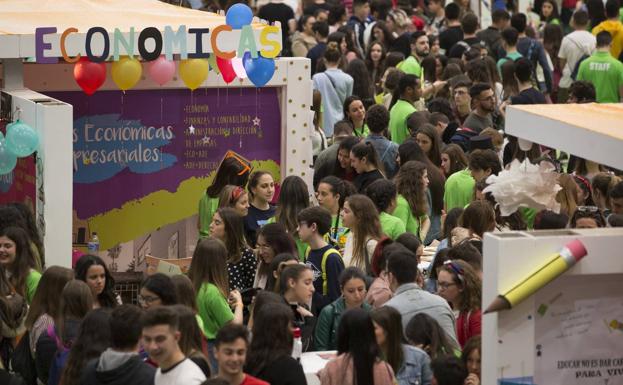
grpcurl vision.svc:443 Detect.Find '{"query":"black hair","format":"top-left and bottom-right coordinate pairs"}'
top-left (346, 59), bottom-right (375, 101)
top-left (247, 170), bottom-right (273, 201)
top-left (336, 308), bottom-right (380, 385)
top-left (573, 10), bottom-right (589, 26)
top-left (141, 305), bottom-right (179, 330)
top-left (405, 312), bottom-right (456, 359)
top-left (266, 253), bottom-right (300, 293)
top-left (608, 214), bottom-right (623, 227)
top-left (568, 80), bottom-right (596, 102)
top-left (446, 240), bottom-right (483, 271)
top-left (206, 157), bottom-right (250, 198)
top-left (534, 210), bottom-right (569, 229)
top-left (410, 30), bottom-right (427, 45)
top-left (328, 5), bottom-right (347, 26)
top-left (514, 57), bottom-right (533, 83)
top-left (501, 27), bottom-right (519, 46)
top-left (570, 207), bottom-right (607, 228)
top-left (312, 21), bottom-right (329, 38)
top-left (274, 175), bottom-right (310, 235)
top-left (510, 12), bottom-right (527, 33)
top-left (395, 233), bottom-right (422, 257)
top-left (246, 303), bottom-right (294, 375)
top-left (351, 141), bottom-right (384, 173)
top-left (427, 98), bottom-right (454, 120)
top-left (7, 202), bottom-right (44, 267)
top-left (339, 266), bottom-right (368, 287)
top-left (297, 206), bottom-right (332, 235)
top-left (257, 223), bottom-right (297, 256)
top-left (215, 322), bottom-right (249, 347)
top-left (365, 179), bottom-right (397, 212)
top-left (75, 255), bottom-right (118, 308)
top-left (468, 149), bottom-right (502, 175)
top-left (610, 181), bottom-right (623, 199)
top-left (0, 205), bottom-right (28, 233)
top-left (278, 264), bottom-right (312, 295)
top-left (110, 304), bottom-right (144, 349)
top-left (390, 73), bottom-right (418, 109)
top-left (468, 82), bottom-right (492, 99)
top-left (443, 207), bottom-right (465, 243)
top-left (431, 355), bottom-right (469, 385)
top-left (387, 251), bottom-right (418, 285)
top-left (319, 175), bottom-right (357, 243)
top-left (386, 52), bottom-right (405, 68)
top-left (141, 273), bottom-right (178, 305)
top-left (461, 13), bottom-right (479, 35)
top-left (492, 9), bottom-right (510, 23)
top-left (366, 104), bottom-right (389, 134)
top-left (540, 0), bottom-right (560, 22)
top-left (605, 0), bottom-right (620, 18)
top-left (445, 2), bottom-right (461, 20)
top-left (596, 30), bottom-right (613, 47)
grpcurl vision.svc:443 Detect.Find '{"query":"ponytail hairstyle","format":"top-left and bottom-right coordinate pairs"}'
top-left (350, 141), bottom-right (385, 174)
top-left (267, 253), bottom-right (300, 293)
top-left (206, 157), bottom-right (251, 198)
top-left (275, 176), bottom-right (310, 235)
top-left (390, 73), bottom-right (418, 110)
top-left (345, 195), bottom-right (383, 272)
top-left (277, 264), bottom-right (311, 295)
top-left (395, 161), bottom-right (429, 217)
top-left (324, 41), bottom-right (342, 64)
top-left (319, 176), bottom-right (357, 243)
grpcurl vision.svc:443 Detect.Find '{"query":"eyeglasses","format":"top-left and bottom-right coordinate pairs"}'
top-left (437, 282), bottom-right (457, 290)
top-left (138, 295), bottom-right (160, 305)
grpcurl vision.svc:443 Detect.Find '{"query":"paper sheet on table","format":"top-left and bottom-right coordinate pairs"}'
top-left (301, 351), bottom-right (336, 375)
top-left (534, 274), bottom-right (623, 385)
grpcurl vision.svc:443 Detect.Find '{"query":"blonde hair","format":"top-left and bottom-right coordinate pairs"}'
top-left (556, 173), bottom-right (580, 217)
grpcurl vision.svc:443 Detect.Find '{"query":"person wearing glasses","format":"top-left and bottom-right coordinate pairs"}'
top-left (436, 260), bottom-right (482, 348)
top-left (570, 206), bottom-right (607, 228)
top-left (463, 83), bottom-right (495, 133)
top-left (139, 273), bottom-right (178, 310)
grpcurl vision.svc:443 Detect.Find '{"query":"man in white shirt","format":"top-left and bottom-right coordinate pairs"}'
top-left (142, 307), bottom-right (206, 385)
top-left (558, 10), bottom-right (596, 102)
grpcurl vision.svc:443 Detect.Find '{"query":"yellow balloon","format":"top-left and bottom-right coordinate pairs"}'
top-left (111, 57), bottom-right (143, 91)
top-left (179, 59), bottom-right (209, 90)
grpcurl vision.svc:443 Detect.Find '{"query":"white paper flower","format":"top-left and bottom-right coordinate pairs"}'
top-left (483, 159), bottom-right (562, 216)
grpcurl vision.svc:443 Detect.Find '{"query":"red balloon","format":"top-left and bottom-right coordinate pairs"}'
top-left (216, 56), bottom-right (236, 84)
top-left (73, 58), bottom-right (107, 95)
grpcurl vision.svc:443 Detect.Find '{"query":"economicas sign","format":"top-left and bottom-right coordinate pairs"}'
top-left (34, 24), bottom-right (281, 64)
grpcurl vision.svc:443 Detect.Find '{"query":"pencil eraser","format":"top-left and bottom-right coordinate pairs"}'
top-left (564, 239), bottom-right (587, 261)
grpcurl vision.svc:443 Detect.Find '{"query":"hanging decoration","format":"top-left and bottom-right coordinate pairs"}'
top-left (111, 56), bottom-right (143, 91)
top-left (243, 52), bottom-right (276, 87)
top-left (6, 120), bottom-right (39, 158)
top-left (232, 58), bottom-right (247, 79)
top-left (148, 56), bottom-right (177, 86)
top-left (179, 59), bottom-right (209, 90)
top-left (73, 57), bottom-right (107, 95)
top-left (217, 57), bottom-right (237, 84)
top-left (0, 139), bottom-right (17, 175)
top-left (226, 3), bottom-right (254, 29)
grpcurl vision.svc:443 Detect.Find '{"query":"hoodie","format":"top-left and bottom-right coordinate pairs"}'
top-left (80, 349), bottom-right (155, 385)
top-left (592, 20), bottom-right (623, 59)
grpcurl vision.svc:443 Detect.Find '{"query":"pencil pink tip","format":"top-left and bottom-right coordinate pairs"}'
top-left (565, 239), bottom-right (587, 262)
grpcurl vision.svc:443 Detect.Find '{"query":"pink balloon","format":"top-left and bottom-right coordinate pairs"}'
top-left (216, 57), bottom-right (236, 84)
top-left (232, 57), bottom-right (247, 79)
top-left (148, 56), bottom-right (176, 86)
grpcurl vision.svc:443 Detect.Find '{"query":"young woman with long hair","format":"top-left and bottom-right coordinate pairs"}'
top-left (540, 0), bottom-right (561, 26)
top-left (255, 224), bottom-right (298, 289)
top-left (415, 124), bottom-right (443, 168)
top-left (460, 201), bottom-right (496, 239)
top-left (398, 139), bottom-right (446, 243)
top-left (335, 136), bottom-right (362, 183)
top-left (244, 171), bottom-right (276, 247)
top-left (592, 173), bottom-right (622, 217)
top-left (271, 175), bottom-right (310, 258)
top-left (350, 141), bottom-right (385, 193)
top-left (317, 176), bottom-right (357, 250)
top-left (266, 253), bottom-right (300, 294)
top-left (171, 304), bottom-right (211, 378)
top-left (341, 195), bottom-right (383, 273)
top-left (74, 255), bottom-right (119, 309)
top-left (315, 267), bottom-right (371, 351)
top-left (7, 202), bottom-right (45, 269)
top-left (210, 207), bottom-right (257, 291)
top-left (405, 312), bottom-right (458, 359)
top-left (278, 264), bottom-right (316, 351)
top-left (346, 59), bottom-right (375, 102)
top-left (369, 22), bottom-right (394, 55)
top-left (47, 280), bottom-right (94, 385)
top-left (499, 59), bottom-right (519, 102)
top-left (23, 266), bottom-right (73, 384)
top-left (462, 336), bottom-right (481, 385)
top-left (198, 156), bottom-right (251, 238)
top-left (365, 41), bottom-right (387, 95)
top-left (0, 226), bottom-right (41, 304)
top-left (437, 260), bottom-right (482, 348)
top-left (59, 309), bottom-right (112, 385)
top-left (365, 179), bottom-right (406, 240)
top-left (218, 184), bottom-right (250, 217)
top-left (393, 161), bottom-right (431, 242)
top-left (343, 96), bottom-right (369, 138)
top-left (441, 144), bottom-right (469, 178)
top-left (245, 303), bottom-right (307, 385)
top-left (371, 306), bottom-right (432, 385)
top-left (319, 308), bottom-right (395, 385)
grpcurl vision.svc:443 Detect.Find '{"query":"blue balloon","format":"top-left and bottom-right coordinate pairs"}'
top-left (226, 4), bottom-right (253, 29)
top-left (0, 139), bottom-right (17, 175)
top-left (6, 120), bottom-right (39, 157)
top-left (243, 52), bottom-right (275, 87)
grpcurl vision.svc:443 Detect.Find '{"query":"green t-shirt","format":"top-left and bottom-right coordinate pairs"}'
top-left (577, 51), bottom-right (623, 103)
top-left (497, 51), bottom-right (523, 74)
top-left (397, 55), bottom-right (422, 77)
top-left (520, 207), bottom-right (538, 230)
top-left (391, 194), bottom-right (425, 237)
top-left (26, 269), bottom-right (42, 304)
top-left (380, 212), bottom-right (407, 240)
top-left (198, 195), bottom-right (220, 238)
top-left (196, 282), bottom-right (234, 339)
top-left (389, 99), bottom-right (417, 145)
top-left (353, 124), bottom-right (370, 138)
top-left (444, 169), bottom-right (475, 211)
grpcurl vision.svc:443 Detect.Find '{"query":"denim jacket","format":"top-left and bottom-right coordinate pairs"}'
top-left (365, 134), bottom-right (399, 179)
top-left (397, 344), bottom-right (433, 385)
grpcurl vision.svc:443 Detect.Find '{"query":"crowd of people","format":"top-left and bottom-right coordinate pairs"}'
top-left (2, 0), bottom-right (623, 384)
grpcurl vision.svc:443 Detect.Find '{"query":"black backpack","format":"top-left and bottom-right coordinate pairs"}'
top-left (10, 331), bottom-right (37, 385)
top-left (571, 53), bottom-right (590, 81)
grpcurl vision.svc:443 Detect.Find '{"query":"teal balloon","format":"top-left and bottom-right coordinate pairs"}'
top-left (242, 52), bottom-right (275, 87)
top-left (226, 4), bottom-right (253, 29)
top-left (0, 139), bottom-right (17, 175)
top-left (6, 120), bottom-right (39, 157)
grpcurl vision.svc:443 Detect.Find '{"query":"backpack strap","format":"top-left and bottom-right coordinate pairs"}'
top-left (321, 248), bottom-right (342, 296)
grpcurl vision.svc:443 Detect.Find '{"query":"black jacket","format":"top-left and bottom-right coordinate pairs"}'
top-left (80, 355), bottom-right (155, 385)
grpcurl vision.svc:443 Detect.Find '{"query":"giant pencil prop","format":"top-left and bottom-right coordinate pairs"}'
top-left (484, 239), bottom-right (587, 314)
